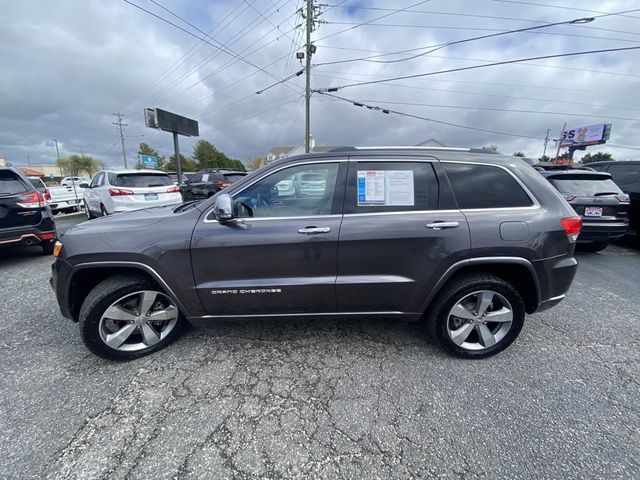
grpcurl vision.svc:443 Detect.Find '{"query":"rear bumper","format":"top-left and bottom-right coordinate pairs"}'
top-left (578, 221), bottom-right (628, 242)
top-left (49, 198), bottom-right (81, 211)
top-left (112, 194), bottom-right (182, 213)
top-left (0, 218), bottom-right (57, 249)
top-left (532, 254), bottom-right (578, 313)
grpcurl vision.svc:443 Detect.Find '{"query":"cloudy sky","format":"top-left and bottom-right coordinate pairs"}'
top-left (1, 0), bottom-right (639, 169)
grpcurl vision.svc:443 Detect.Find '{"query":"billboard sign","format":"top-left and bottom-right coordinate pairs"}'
top-left (560, 123), bottom-right (610, 147)
top-left (139, 154), bottom-right (158, 169)
top-left (144, 108), bottom-right (199, 137)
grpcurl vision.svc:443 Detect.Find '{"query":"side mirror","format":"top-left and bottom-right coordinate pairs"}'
top-left (79, 183), bottom-right (89, 188)
top-left (213, 193), bottom-right (233, 221)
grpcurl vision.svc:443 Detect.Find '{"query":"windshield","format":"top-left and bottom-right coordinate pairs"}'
top-left (114, 173), bottom-right (172, 188)
top-left (0, 171), bottom-right (29, 195)
top-left (549, 178), bottom-right (622, 196)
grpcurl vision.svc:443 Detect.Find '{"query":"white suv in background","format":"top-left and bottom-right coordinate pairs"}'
top-left (83, 170), bottom-right (182, 218)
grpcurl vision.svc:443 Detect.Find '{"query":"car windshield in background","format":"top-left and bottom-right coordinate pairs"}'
top-left (549, 177), bottom-right (622, 196)
top-left (0, 171), bottom-right (28, 195)
top-left (28, 178), bottom-right (44, 190)
top-left (114, 173), bottom-right (172, 188)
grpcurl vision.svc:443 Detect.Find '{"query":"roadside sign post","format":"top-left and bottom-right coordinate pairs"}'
top-left (144, 108), bottom-right (199, 185)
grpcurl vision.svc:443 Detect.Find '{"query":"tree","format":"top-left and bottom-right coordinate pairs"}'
top-left (482, 144), bottom-right (499, 152)
top-left (164, 154), bottom-right (198, 172)
top-left (581, 152), bottom-right (614, 164)
top-left (56, 154), bottom-right (100, 176)
top-left (538, 155), bottom-right (552, 163)
top-left (191, 140), bottom-right (245, 171)
top-left (512, 151), bottom-right (526, 157)
top-left (135, 143), bottom-right (164, 170)
top-left (246, 156), bottom-right (266, 171)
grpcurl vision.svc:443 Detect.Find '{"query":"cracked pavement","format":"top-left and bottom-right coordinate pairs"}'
top-left (1, 216), bottom-right (639, 479)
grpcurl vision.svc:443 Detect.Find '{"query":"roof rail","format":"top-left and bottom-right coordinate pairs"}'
top-left (328, 146), bottom-right (495, 153)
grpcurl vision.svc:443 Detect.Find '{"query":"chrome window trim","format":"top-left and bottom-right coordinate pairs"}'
top-left (352, 157), bottom-right (437, 163)
top-left (343, 209), bottom-right (460, 217)
top-left (204, 159), bottom-right (346, 223)
top-left (203, 214), bottom-right (341, 224)
top-left (441, 160), bottom-right (540, 209)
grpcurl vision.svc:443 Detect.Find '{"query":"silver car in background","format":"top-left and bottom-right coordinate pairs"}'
top-left (82, 170), bottom-right (182, 218)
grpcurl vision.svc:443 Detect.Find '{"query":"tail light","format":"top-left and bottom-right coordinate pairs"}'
top-left (44, 188), bottom-right (51, 201)
top-left (616, 194), bottom-right (630, 203)
top-left (108, 188), bottom-right (134, 196)
top-left (40, 232), bottom-right (56, 240)
top-left (167, 185), bottom-right (180, 193)
top-left (215, 180), bottom-right (230, 189)
top-left (560, 216), bottom-right (582, 242)
top-left (17, 191), bottom-right (46, 208)
top-left (561, 193), bottom-right (576, 202)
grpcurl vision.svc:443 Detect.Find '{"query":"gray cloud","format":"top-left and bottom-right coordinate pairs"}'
top-left (1, 0), bottom-right (639, 169)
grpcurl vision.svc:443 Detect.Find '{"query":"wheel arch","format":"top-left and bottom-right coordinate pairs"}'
top-left (421, 257), bottom-right (541, 315)
top-left (66, 262), bottom-right (190, 322)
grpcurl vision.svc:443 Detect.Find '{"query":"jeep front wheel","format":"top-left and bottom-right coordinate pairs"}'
top-left (427, 273), bottom-right (525, 359)
top-left (79, 275), bottom-right (184, 360)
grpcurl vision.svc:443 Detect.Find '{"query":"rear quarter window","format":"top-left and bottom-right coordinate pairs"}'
top-left (444, 163), bottom-right (533, 209)
top-left (0, 171), bottom-right (29, 195)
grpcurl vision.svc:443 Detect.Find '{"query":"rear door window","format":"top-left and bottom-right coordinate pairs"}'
top-left (114, 173), bottom-right (172, 188)
top-left (0, 170), bottom-right (29, 195)
top-left (548, 176), bottom-right (621, 196)
top-left (443, 163), bottom-right (533, 209)
top-left (347, 161), bottom-right (439, 213)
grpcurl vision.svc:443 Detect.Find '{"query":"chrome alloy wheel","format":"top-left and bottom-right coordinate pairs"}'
top-left (446, 290), bottom-right (513, 351)
top-left (98, 290), bottom-right (178, 352)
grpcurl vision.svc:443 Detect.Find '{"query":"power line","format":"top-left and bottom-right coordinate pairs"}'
top-left (490, 0), bottom-right (640, 19)
top-left (315, 10), bottom-right (637, 66)
top-left (310, 72), bottom-right (640, 112)
top-left (123, 0), bottom-right (248, 116)
top-left (356, 99), bottom-right (640, 122)
top-left (122, 0), bottom-right (296, 87)
top-left (315, 0), bottom-right (433, 42)
top-left (315, 46), bottom-right (640, 92)
top-left (322, 5), bottom-right (640, 37)
top-left (317, 92), bottom-right (544, 139)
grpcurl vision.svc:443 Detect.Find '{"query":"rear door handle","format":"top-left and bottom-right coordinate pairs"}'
top-left (426, 221), bottom-right (460, 230)
top-left (298, 226), bottom-right (331, 235)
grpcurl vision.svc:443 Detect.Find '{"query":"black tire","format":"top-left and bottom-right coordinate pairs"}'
top-left (426, 273), bottom-right (525, 359)
top-left (100, 204), bottom-right (109, 216)
top-left (41, 241), bottom-right (55, 255)
top-left (84, 201), bottom-right (94, 220)
top-left (79, 274), bottom-right (185, 360)
top-left (578, 241), bottom-right (609, 252)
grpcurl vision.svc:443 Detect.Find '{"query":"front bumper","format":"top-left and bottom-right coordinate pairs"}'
top-left (50, 258), bottom-right (74, 320)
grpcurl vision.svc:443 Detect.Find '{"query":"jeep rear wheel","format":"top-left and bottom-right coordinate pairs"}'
top-left (427, 273), bottom-right (525, 359)
top-left (79, 275), bottom-right (185, 360)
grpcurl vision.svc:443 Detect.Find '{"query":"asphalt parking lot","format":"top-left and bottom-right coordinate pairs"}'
top-left (1, 214), bottom-right (639, 479)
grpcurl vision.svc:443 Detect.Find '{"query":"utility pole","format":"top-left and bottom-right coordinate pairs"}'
top-left (553, 122), bottom-right (567, 164)
top-left (304, 0), bottom-right (314, 153)
top-left (26, 154), bottom-right (30, 167)
top-left (542, 129), bottom-right (550, 158)
top-left (113, 112), bottom-right (128, 168)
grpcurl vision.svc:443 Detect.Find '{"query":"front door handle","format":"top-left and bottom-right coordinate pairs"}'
top-left (426, 221), bottom-right (460, 230)
top-left (298, 226), bottom-right (331, 235)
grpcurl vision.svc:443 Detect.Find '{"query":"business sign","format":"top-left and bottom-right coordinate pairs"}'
top-left (144, 108), bottom-right (199, 137)
top-left (560, 123), bottom-right (611, 147)
top-left (139, 154), bottom-right (158, 169)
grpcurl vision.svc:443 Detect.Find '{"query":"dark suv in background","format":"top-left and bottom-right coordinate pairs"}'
top-left (181, 169), bottom-right (247, 201)
top-left (589, 161), bottom-right (640, 239)
top-left (539, 168), bottom-right (629, 251)
top-left (1, 167), bottom-right (57, 254)
top-left (52, 147), bottom-right (580, 360)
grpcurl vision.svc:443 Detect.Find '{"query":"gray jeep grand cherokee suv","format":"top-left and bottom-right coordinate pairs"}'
top-left (51, 147), bottom-right (580, 360)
